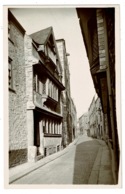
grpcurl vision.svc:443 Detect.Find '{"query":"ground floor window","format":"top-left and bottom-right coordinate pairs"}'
top-left (42, 118), bottom-right (62, 135)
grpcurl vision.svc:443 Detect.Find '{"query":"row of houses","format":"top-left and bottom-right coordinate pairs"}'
top-left (8, 10), bottom-right (77, 168)
top-left (79, 112), bottom-right (89, 135)
top-left (88, 96), bottom-right (104, 138)
top-left (77, 7), bottom-right (119, 183)
top-left (79, 96), bottom-right (104, 139)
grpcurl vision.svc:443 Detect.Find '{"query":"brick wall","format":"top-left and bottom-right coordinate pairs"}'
top-left (9, 20), bottom-right (27, 167)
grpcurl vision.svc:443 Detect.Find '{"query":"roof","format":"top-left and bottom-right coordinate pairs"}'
top-left (30, 27), bottom-right (52, 45)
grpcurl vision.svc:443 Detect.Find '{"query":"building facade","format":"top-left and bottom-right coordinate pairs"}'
top-left (88, 97), bottom-right (96, 137)
top-left (9, 13), bottom-right (65, 166)
top-left (79, 112), bottom-right (89, 135)
top-left (8, 10), bottom-right (78, 168)
top-left (76, 121), bottom-right (80, 136)
top-left (88, 96), bottom-right (104, 138)
top-left (78, 115), bottom-right (83, 135)
top-left (56, 39), bottom-right (73, 146)
top-left (71, 98), bottom-right (77, 139)
top-left (8, 10), bottom-right (27, 167)
top-left (77, 8), bottom-right (119, 183)
top-left (79, 96), bottom-right (104, 138)
top-left (95, 97), bottom-right (104, 139)
top-left (25, 27), bottom-right (65, 162)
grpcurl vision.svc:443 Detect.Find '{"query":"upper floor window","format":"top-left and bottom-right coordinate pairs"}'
top-left (48, 79), bottom-right (58, 101)
top-left (8, 57), bottom-right (13, 89)
top-left (8, 20), bottom-right (14, 44)
top-left (8, 21), bottom-right (10, 39)
top-left (33, 74), bottom-right (59, 102)
top-left (33, 74), bottom-right (46, 95)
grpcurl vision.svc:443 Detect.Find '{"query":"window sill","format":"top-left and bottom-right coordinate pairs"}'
top-left (9, 87), bottom-right (16, 93)
top-left (44, 133), bottom-right (62, 138)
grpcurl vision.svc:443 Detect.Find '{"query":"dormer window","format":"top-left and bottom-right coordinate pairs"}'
top-left (47, 44), bottom-right (56, 65)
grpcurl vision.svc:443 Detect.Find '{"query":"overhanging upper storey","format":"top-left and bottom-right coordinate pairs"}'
top-left (33, 61), bottom-right (65, 91)
top-left (77, 8), bottom-right (115, 113)
top-left (77, 8), bottom-right (99, 72)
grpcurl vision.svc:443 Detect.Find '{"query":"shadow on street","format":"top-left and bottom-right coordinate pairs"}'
top-left (73, 139), bottom-right (100, 184)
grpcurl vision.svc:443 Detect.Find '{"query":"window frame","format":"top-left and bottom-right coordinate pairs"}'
top-left (8, 57), bottom-right (14, 91)
top-left (8, 20), bottom-right (14, 45)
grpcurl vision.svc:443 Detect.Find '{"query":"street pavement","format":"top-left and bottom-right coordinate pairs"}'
top-left (9, 135), bottom-right (114, 185)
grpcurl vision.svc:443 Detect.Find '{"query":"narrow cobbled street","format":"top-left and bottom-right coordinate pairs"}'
top-left (7, 8), bottom-right (119, 187)
top-left (11, 135), bottom-right (114, 185)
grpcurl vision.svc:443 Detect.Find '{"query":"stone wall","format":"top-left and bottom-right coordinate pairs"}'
top-left (44, 137), bottom-right (62, 147)
top-left (9, 20), bottom-right (27, 167)
top-left (96, 9), bottom-right (106, 70)
top-left (24, 34), bottom-right (39, 109)
top-left (56, 40), bottom-right (69, 147)
top-left (44, 137), bottom-right (62, 156)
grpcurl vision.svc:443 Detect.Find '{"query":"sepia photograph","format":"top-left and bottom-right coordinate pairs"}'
top-left (3, 3), bottom-right (121, 189)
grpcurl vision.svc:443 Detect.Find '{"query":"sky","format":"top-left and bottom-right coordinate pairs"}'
top-left (10, 7), bottom-right (95, 118)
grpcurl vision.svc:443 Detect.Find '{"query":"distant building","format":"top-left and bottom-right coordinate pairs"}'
top-left (88, 96), bottom-right (104, 139)
top-left (78, 97), bottom-right (104, 139)
top-left (76, 121), bottom-right (80, 136)
top-left (79, 112), bottom-right (89, 135)
top-left (78, 115), bottom-right (84, 135)
top-left (8, 10), bottom-right (27, 167)
top-left (71, 98), bottom-right (77, 139)
top-left (95, 97), bottom-right (104, 139)
top-left (88, 97), bottom-right (96, 137)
